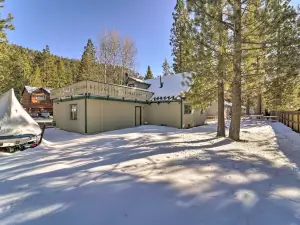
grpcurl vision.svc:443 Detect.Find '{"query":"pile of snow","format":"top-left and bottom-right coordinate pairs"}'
top-left (0, 121), bottom-right (299, 225)
top-left (0, 89), bottom-right (41, 136)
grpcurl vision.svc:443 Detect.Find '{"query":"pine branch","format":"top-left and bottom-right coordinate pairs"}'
top-left (191, 1), bottom-right (234, 31)
top-left (241, 73), bottom-right (265, 77)
top-left (242, 41), bottom-right (275, 45)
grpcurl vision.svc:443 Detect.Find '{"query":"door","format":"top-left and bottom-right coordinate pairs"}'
top-left (135, 106), bottom-right (142, 126)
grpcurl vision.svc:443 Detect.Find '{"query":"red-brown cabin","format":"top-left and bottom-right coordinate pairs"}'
top-left (21, 86), bottom-right (53, 116)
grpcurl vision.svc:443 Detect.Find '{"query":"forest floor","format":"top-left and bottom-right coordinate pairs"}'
top-left (0, 120), bottom-right (299, 225)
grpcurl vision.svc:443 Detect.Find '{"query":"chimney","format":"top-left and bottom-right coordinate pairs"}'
top-left (159, 76), bottom-right (164, 88)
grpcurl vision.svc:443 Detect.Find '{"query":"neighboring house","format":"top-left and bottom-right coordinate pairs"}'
top-left (206, 100), bottom-right (247, 118)
top-left (21, 86), bottom-right (53, 116)
top-left (206, 101), bottom-right (232, 119)
top-left (51, 73), bottom-right (207, 134)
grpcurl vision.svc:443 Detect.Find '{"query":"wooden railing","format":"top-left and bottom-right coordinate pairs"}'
top-left (50, 80), bottom-right (153, 102)
top-left (279, 111), bottom-right (300, 133)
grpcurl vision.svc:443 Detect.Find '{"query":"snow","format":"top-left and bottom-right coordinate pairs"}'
top-left (24, 86), bottom-right (52, 94)
top-left (144, 73), bottom-right (192, 100)
top-left (224, 101), bottom-right (246, 109)
top-left (128, 76), bottom-right (148, 84)
top-left (225, 100), bottom-right (232, 106)
top-left (0, 89), bottom-right (41, 136)
top-left (0, 121), bottom-right (300, 225)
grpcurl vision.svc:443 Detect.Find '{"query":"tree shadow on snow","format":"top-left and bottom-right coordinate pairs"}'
top-left (0, 123), bottom-right (299, 225)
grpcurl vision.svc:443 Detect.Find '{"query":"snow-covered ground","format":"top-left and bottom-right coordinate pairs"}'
top-left (0, 121), bottom-right (299, 225)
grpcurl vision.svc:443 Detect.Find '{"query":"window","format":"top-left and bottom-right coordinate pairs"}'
top-left (35, 94), bottom-right (46, 100)
top-left (70, 104), bottom-right (77, 120)
top-left (184, 104), bottom-right (192, 114)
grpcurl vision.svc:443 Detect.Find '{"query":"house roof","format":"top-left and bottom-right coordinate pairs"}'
top-left (128, 76), bottom-right (149, 84)
top-left (24, 86), bottom-right (52, 94)
top-left (144, 73), bottom-right (192, 101)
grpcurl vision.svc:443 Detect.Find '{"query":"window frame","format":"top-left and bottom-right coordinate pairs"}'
top-left (70, 104), bottom-right (78, 120)
top-left (35, 94), bottom-right (46, 101)
top-left (184, 104), bottom-right (192, 115)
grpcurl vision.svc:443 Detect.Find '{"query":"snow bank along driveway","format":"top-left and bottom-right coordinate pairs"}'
top-left (0, 121), bottom-right (300, 225)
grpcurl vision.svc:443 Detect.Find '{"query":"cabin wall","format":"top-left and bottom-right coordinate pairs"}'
top-left (144, 102), bottom-right (181, 128)
top-left (87, 99), bottom-right (145, 134)
top-left (182, 103), bottom-right (207, 128)
top-left (53, 99), bottom-right (86, 134)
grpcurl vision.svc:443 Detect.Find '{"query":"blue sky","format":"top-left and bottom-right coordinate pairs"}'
top-left (3, 0), bottom-right (176, 76)
top-left (3, 0), bottom-right (299, 77)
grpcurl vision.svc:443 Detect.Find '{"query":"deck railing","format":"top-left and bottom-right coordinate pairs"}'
top-left (50, 80), bottom-right (153, 102)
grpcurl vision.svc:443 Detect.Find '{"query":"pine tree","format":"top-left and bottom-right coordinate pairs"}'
top-left (162, 58), bottom-right (172, 76)
top-left (0, 43), bottom-right (10, 94)
top-left (0, 0), bottom-right (14, 43)
top-left (170, 0), bottom-right (194, 73)
top-left (1, 42), bottom-right (83, 93)
top-left (263, 0), bottom-right (300, 111)
top-left (0, 0), bottom-right (14, 94)
top-left (66, 67), bottom-right (73, 85)
top-left (187, 0), bottom-right (228, 137)
top-left (8, 48), bottom-right (33, 98)
top-left (78, 39), bottom-right (97, 81)
top-left (57, 58), bottom-right (67, 87)
top-left (145, 65), bottom-right (154, 80)
top-left (48, 57), bottom-right (58, 88)
top-left (31, 66), bottom-right (42, 87)
top-left (40, 45), bottom-right (57, 87)
top-left (186, 0), bottom-right (300, 140)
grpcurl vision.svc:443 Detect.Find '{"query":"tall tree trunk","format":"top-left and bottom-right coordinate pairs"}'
top-left (256, 93), bottom-right (262, 114)
top-left (217, 1), bottom-right (225, 137)
top-left (246, 97), bottom-right (250, 115)
top-left (229, 0), bottom-right (242, 141)
top-left (217, 79), bottom-right (225, 136)
top-left (256, 57), bottom-right (262, 115)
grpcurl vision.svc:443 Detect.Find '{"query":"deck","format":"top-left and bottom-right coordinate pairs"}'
top-left (50, 80), bottom-right (154, 102)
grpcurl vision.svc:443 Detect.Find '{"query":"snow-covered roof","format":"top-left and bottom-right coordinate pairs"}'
top-left (24, 86), bottom-right (52, 94)
top-left (144, 73), bottom-right (192, 101)
top-left (128, 76), bottom-right (148, 84)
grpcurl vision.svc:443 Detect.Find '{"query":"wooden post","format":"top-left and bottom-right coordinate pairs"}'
top-left (298, 112), bottom-right (300, 133)
top-left (38, 125), bottom-right (46, 145)
top-left (291, 113), bottom-right (294, 129)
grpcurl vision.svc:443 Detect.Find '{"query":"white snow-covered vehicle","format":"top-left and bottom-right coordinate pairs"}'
top-left (0, 89), bottom-right (43, 152)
